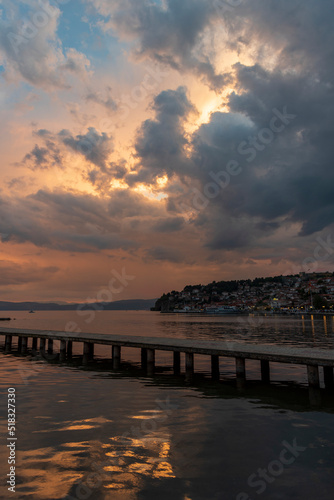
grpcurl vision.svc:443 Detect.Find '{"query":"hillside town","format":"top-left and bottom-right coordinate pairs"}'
top-left (153, 272), bottom-right (334, 313)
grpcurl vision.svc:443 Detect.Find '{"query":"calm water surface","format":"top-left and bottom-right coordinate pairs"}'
top-left (0, 311), bottom-right (334, 499)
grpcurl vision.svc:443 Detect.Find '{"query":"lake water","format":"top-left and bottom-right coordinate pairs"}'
top-left (0, 311), bottom-right (334, 499)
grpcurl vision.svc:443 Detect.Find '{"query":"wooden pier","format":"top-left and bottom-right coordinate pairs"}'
top-left (1, 327), bottom-right (334, 390)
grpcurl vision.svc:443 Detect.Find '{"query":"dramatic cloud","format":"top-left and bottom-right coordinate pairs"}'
top-left (0, 1), bottom-right (90, 89)
top-left (1, 0), bottom-right (334, 300)
top-left (128, 86), bottom-right (194, 184)
top-left (24, 137), bottom-right (63, 170)
top-left (59, 128), bottom-right (114, 170)
top-left (145, 245), bottom-right (183, 263)
top-left (90, 0), bottom-right (228, 89)
top-left (0, 190), bottom-right (135, 253)
top-left (22, 127), bottom-right (114, 173)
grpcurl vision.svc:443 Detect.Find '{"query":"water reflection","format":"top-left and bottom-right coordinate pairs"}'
top-left (324, 316), bottom-right (328, 336)
top-left (1, 313), bottom-right (334, 499)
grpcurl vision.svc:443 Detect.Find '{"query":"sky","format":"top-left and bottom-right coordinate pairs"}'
top-left (0, 0), bottom-right (334, 302)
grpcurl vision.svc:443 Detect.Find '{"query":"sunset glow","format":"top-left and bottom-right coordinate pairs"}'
top-left (0, 0), bottom-right (333, 302)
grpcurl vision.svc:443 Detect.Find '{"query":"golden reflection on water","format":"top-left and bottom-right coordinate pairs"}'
top-left (19, 447), bottom-right (84, 499)
top-left (310, 315), bottom-right (315, 338)
top-left (17, 430), bottom-right (173, 499)
top-left (323, 316), bottom-right (328, 335)
top-left (102, 431), bottom-right (176, 492)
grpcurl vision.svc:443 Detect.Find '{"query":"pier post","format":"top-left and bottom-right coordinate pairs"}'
top-left (21, 336), bottom-right (28, 354)
top-left (32, 337), bottom-right (38, 353)
top-left (236, 357), bottom-right (246, 389)
top-left (83, 342), bottom-right (90, 365)
top-left (261, 360), bottom-right (270, 383)
top-left (5, 335), bottom-right (12, 352)
top-left (112, 345), bottom-right (121, 370)
top-left (141, 348), bottom-right (147, 369)
top-left (173, 351), bottom-right (181, 375)
top-left (67, 341), bottom-right (73, 359)
top-left (88, 343), bottom-right (94, 360)
top-left (307, 365), bottom-right (320, 388)
top-left (211, 355), bottom-right (220, 381)
top-left (17, 336), bottom-right (22, 353)
top-left (40, 338), bottom-right (46, 356)
top-left (60, 340), bottom-right (67, 362)
top-left (48, 339), bottom-right (53, 355)
top-left (185, 352), bottom-right (194, 381)
top-left (147, 348), bottom-right (155, 376)
top-left (323, 366), bottom-right (334, 389)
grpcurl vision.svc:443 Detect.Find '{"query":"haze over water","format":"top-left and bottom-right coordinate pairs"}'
top-left (1, 311), bottom-right (334, 499)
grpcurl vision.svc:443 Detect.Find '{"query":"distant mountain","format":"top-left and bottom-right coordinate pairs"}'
top-left (0, 299), bottom-right (157, 311)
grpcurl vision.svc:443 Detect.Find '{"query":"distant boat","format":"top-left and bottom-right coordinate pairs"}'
top-left (29, 310), bottom-right (35, 314)
top-left (0, 317), bottom-right (11, 321)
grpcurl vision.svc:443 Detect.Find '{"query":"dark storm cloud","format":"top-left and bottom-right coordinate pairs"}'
top-left (0, 190), bottom-right (136, 253)
top-left (5, 0), bottom-right (334, 267)
top-left (23, 140), bottom-right (63, 170)
top-left (104, 0), bottom-right (227, 89)
top-left (59, 127), bottom-right (114, 170)
top-left (108, 189), bottom-right (162, 218)
top-left (127, 86), bottom-right (194, 184)
top-left (123, 0), bottom-right (334, 253)
top-left (152, 217), bottom-right (184, 233)
top-left (24, 145), bottom-right (49, 168)
top-left (145, 245), bottom-right (183, 263)
top-left (24, 126), bottom-right (114, 171)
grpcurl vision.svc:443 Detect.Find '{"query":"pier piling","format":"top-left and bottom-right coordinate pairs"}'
top-left (185, 352), bottom-right (194, 381)
top-left (236, 357), bottom-right (246, 389)
top-left (173, 351), bottom-right (181, 375)
top-left (48, 339), bottom-right (53, 355)
top-left (32, 337), bottom-right (38, 352)
top-left (5, 335), bottom-right (12, 352)
top-left (307, 365), bottom-right (320, 388)
top-left (261, 360), bottom-right (270, 383)
top-left (147, 348), bottom-right (155, 376)
top-left (88, 343), bottom-right (94, 360)
top-left (141, 348), bottom-right (147, 369)
top-left (21, 336), bottom-right (28, 354)
top-left (112, 345), bottom-right (121, 370)
top-left (67, 341), bottom-right (73, 359)
top-left (60, 340), bottom-right (67, 362)
top-left (40, 338), bottom-right (46, 355)
top-left (323, 366), bottom-right (334, 389)
top-left (83, 342), bottom-right (90, 365)
top-left (211, 355), bottom-right (220, 380)
top-left (17, 336), bottom-right (22, 353)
